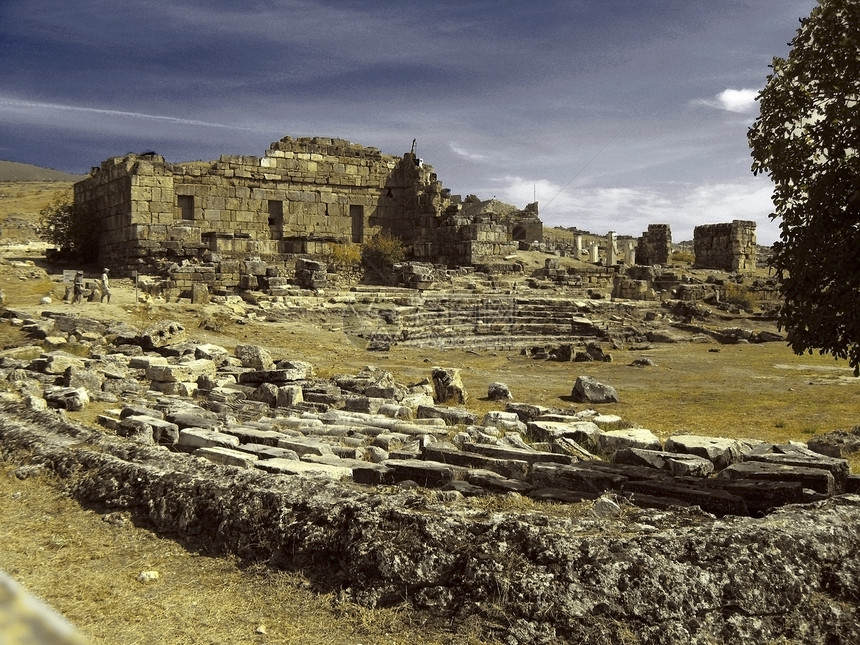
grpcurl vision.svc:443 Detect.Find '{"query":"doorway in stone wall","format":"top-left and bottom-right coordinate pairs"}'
top-left (350, 205), bottom-right (364, 243)
top-left (268, 200), bottom-right (284, 239)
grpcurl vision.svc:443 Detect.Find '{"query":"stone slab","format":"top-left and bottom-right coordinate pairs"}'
top-left (193, 446), bottom-right (258, 468)
top-left (255, 458), bottom-right (351, 480)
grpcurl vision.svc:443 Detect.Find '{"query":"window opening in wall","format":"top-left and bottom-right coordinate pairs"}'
top-left (268, 200), bottom-right (284, 239)
top-left (177, 195), bottom-right (194, 221)
top-left (350, 205), bottom-right (364, 243)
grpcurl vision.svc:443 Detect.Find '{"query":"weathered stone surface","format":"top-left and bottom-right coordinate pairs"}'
top-left (613, 447), bottom-right (714, 477)
top-left (718, 461), bottom-right (837, 496)
top-left (487, 382), bottom-right (513, 401)
top-left (526, 419), bottom-right (601, 447)
top-left (423, 445), bottom-right (530, 480)
top-left (43, 386), bottom-right (89, 411)
top-left (193, 446), bottom-right (258, 468)
top-left (235, 344), bottom-right (274, 370)
top-left (745, 443), bottom-right (850, 493)
top-left (417, 405), bottom-right (477, 426)
top-left (4, 408), bottom-right (860, 645)
top-left (222, 427), bottom-right (286, 447)
top-left (382, 458), bottom-right (456, 487)
top-left (255, 458), bottom-right (350, 479)
top-left (570, 376), bottom-right (618, 404)
top-left (118, 415), bottom-right (179, 445)
top-left (178, 428), bottom-right (241, 451)
top-left (462, 442), bottom-right (573, 467)
top-left (146, 359), bottom-right (216, 383)
top-left (431, 367), bottom-right (467, 404)
top-left (807, 427), bottom-right (860, 459)
top-left (481, 410), bottom-right (526, 433)
top-left (276, 437), bottom-right (334, 457)
top-left (622, 479), bottom-right (749, 516)
top-left (596, 428), bottom-right (662, 455)
top-left (530, 462), bottom-right (626, 495)
top-left (664, 434), bottom-right (750, 471)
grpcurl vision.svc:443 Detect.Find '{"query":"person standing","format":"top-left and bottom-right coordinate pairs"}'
top-left (72, 271), bottom-right (84, 304)
top-left (100, 268), bottom-right (111, 303)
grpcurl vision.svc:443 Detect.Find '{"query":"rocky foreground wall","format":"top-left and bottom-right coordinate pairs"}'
top-left (2, 405), bottom-right (859, 645)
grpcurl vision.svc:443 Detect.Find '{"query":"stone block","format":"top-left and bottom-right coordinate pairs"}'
top-left (118, 415), bottom-right (179, 445)
top-left (193, 446), bottom-right (259, 469)
top-left (178, 428), bottom-right (241, 451)
top-left (382, 458), bottom-right (456, 488)
top-left (664, 435), bottom-right (749, 471)
top-left (276, 437), bottom-right (334, 457)
top-left (597, 428), bottom-right (662, 456)
top-left (718, 461), bottom-right (837, 496)
top-left (613, 447), bottom-right (714, 477)
top-left (530, 462), bottom-right (626, 495)
top-left (423, 445), bottom-right (530, 480)
top-left (255, 458), bottom-right (351, 480)
top-left (146, 359), bottom-right (216, 383)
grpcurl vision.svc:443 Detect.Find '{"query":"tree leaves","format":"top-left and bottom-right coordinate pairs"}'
top-left (749, 0), bottom-right (860, 375)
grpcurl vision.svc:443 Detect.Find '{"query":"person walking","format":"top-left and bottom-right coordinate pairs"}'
top-left (72, 271), bottom-right (84, 304)
top-left (100, 268), bottom-right (111, 303)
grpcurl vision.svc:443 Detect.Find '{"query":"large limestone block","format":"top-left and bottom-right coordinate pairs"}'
top-left (193, 446), bottom-right (258, 469)
top-left (276, 437), bottom-right (334, 457)
top-left (146, 358), bottom-right (216, 383)
top-left (118, 415), bottom-right (179, 445)
top-left (665, 435), bottom-right (749, 471)
top-left (431, 367), bottom-right (467, 404)
top-left (571, 376), bottom-right (618, 404)
top-left (179, 428), bottom-right (241, 450)
top-left (597, 428), bottom-right (662, 456)
top-left (255, 458), bottom-right (351, 480)
top-left (613, 447), bottom-right (714, 477)
top-left (235, 344), bottom-right (274, 370)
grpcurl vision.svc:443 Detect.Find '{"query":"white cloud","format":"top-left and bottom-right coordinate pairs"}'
top-left (448, 142), bottom-right (489, 162)
top-left (694, 88), bottom-right (759, 113)
top-left (486, 175), bottom-right (779, 244)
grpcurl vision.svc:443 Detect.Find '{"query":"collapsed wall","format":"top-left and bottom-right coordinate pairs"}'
top-left (693, 220), bottom-right (757, 271)
top-left (2, 406), bottom-right (859, 645)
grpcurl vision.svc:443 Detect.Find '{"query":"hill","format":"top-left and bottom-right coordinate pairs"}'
top-left (0, 160), bottom-right (84, 182)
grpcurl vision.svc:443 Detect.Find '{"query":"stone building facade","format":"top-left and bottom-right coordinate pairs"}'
top-left (73, 136), bottom-right (541, 285)
top-left (693, 220), bottom-right (757, 272)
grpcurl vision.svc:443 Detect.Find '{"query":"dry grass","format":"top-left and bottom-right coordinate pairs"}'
top-left (0, 181), bottom-right (73, 229)
top-left (0, 465), bottom-right (496, 645)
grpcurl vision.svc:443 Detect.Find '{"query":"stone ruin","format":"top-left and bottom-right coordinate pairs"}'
top-left (635, 223), bottom-right (672, 266)
top-left (1, 305), bottom-right (859, 643)
top-left (73, 137), bottom-right (542, 289)
top-left (693, 219), bottom-right (757, 271)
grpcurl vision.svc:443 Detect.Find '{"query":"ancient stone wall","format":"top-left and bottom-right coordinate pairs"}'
top-left (635, 224), bottom-right (672, 265)
top-left (693, 220), bottom-right (757, 271)
top-left (74, 137), bottom-right (542, 284)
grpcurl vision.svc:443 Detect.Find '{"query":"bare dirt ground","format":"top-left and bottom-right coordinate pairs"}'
top-left (1, 179), bottom-right (858, 644)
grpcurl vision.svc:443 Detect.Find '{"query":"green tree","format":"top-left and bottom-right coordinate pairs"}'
top-left (39, 192), bottom-right (99, 262)
top-left (748, 0), bottom-right (860, 374)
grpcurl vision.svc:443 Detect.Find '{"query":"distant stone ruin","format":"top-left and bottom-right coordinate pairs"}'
top-left (635, 224), bottom-right (672, 266)
top-left (73, 137), bottom-right (541, 286)
top-left (693, 220), bottom-right (757, 271)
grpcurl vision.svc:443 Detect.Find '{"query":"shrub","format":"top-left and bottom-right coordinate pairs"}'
top-left (326, 243), bottom-right (361, 271)
top-left (722, 282), bottom-right (759, 312)
top-left (672, 251), bottom-right (695, 264)
top-left (361, 233), bottom-right (405, 283)
top-left (39, 192), bottom-right (99, 262)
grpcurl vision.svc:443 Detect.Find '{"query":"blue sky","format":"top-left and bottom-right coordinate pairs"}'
top-left (0, 0), bottom-right (818, 243)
